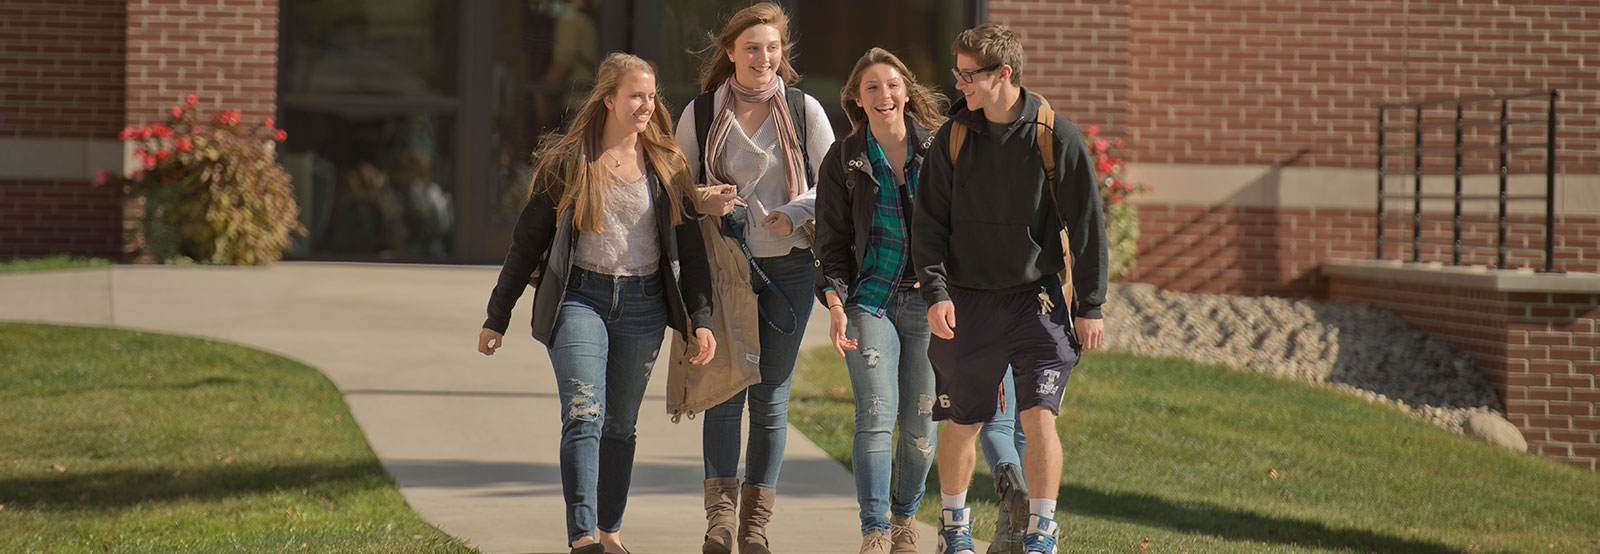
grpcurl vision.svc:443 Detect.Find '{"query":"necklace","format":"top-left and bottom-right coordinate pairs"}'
top-left (603, 149), bottom-right (624, 168)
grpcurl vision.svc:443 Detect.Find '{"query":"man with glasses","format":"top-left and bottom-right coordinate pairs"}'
top-left (912, 23), bottom-right (1108, 554)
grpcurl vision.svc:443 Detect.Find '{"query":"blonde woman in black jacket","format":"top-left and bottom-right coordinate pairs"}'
top-left (477, 53), bottom-right (716, 554)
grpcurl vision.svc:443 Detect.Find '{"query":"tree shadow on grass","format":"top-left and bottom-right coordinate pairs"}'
top-left (1059, 483), bottom-right (1490, 554)
top-left (0, 459), bottom-right (385, 512)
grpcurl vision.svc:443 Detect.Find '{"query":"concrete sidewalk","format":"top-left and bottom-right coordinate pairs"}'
top-left (0, 262), bottom-right (951, 554)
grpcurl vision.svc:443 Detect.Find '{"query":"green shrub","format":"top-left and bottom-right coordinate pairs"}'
top-left (98, 95), bottom-right (305, 265)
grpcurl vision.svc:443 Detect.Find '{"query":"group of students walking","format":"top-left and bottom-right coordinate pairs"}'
top-left (476, 3), bottom-right (1108, 554)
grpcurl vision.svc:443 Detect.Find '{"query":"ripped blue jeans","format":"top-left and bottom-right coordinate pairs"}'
top-left (548, 267), bottom-right (668, 542)
top-left (843, 290), bottom-right (937, 533)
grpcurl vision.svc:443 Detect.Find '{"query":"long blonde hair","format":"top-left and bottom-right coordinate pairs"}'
top-left (840, 47), bottom-right (948, 134)
top-left (696, 2), bottom-right (801, 92)
top-left (528, 53), bottom-right (694, 233)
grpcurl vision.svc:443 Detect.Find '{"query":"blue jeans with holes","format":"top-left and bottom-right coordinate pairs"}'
top-left (979, 371), bottom-right (1028, 474)
top-left (703, 247), bottom-right (815, 488)
top-left (843, 289), bottom-right (938, 533)
top-left (549, 267), bottom-right (668, 542)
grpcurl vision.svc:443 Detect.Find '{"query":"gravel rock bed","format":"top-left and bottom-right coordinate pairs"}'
top-left (1101, 282), bottom-right (1504, 432)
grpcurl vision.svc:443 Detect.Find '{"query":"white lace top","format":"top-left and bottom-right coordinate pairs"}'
top-left (573, 171), bottom-right (660, 276)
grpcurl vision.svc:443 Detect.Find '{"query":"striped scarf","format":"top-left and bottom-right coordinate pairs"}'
top-left (702, 77), bottom-right (806, 201)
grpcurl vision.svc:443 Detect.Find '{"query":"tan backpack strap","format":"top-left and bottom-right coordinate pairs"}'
top-left (948, 122), bottom-right (968, 167)
top-left (1031, 95), bottom-right (1074, 304)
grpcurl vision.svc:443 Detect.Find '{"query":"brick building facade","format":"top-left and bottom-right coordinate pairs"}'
top-left (4, 0), bottom-right (1595, 468)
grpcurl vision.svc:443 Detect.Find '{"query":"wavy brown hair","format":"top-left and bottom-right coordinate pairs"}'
top-left (840, 47), bottom-right (948, 134)
top-left (528, 53), bottom-right (694, 233)
top-left (696, 2), bottom-right (801, 92)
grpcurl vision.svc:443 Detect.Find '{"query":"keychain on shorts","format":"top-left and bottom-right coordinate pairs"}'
top-left (1036, 287), bottom-right (1055, 315)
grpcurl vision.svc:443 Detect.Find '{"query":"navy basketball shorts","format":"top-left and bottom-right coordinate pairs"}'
top-left (928, 284), bottom-right (1082, 424)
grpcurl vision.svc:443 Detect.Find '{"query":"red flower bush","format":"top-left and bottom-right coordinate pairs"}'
top-left (97, 94), bottom-right (303, 265)
top-left (1082, 124), bottom-right (1147, 280)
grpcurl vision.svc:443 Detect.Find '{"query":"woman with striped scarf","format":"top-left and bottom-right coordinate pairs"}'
top-left (673, 3), bottom-right (834, 553)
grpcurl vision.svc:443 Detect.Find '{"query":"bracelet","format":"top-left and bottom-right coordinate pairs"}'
top-left (828, 303), bottom-right (844, 311)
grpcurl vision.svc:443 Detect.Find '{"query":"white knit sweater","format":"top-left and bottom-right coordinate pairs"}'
top-left (675, 91), bottom-right (835, 258)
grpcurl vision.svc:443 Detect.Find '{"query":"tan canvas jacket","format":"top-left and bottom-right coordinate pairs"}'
top-left (666, 190), bottom-right (762, 421)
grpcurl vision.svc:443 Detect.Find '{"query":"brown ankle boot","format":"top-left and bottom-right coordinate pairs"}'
top-left (702, 478), bottom-right (739, 554)
top-left (737, 482), bottom-right (776, 554)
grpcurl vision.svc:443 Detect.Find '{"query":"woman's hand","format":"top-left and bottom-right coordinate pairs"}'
top-left (761, 211), bottom-right (794, 236)
top-left (700, 184), bottom-right (744, 217)
top-left (689, 327), bottom-right (717, 365)
top-left (828, 305), bottom-right (856, 357)
top-left (478, 328), bottom-right (504, 355)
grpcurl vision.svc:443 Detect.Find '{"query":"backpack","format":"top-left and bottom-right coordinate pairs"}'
top-left (946, 93), bottom-right (1075, 303)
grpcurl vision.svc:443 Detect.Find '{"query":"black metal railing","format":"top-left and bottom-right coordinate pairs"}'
top-left (1376, 91), bottom-right (1560, 272)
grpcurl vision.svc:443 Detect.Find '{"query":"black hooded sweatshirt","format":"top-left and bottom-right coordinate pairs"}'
top-left (911, 87), bottom-right (1108, 319)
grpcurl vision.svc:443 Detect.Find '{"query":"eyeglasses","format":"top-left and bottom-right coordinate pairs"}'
top-left (951, 63), bottom-right (1000, 84)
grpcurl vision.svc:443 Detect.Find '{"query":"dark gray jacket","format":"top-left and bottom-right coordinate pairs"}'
top-left (911, 88), bottom-right (1108, 319)
top-left (812, 119), bottom-right (935, 304)
top-left (484, 164), bottom-right (714, 345)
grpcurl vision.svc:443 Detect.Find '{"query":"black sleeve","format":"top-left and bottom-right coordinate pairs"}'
top-left (1054, 116), bottom-right (1108, 319)
top-left (912, 123), bottom-right (956, 305)
top-left (483, 181), bottom-right (561, 334)
top-left (813, 140), bottom-right (854, 306)
top-left (674, 214), bottom-right (715, 333)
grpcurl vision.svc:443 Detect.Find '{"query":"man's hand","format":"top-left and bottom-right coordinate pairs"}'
top-left (761, 211), bottom-right (794, 236)
top-left (828, 305), bottom-right (857, 357)
top-left (689, 328), bottom-right (717, 365)
top-left (1074, 317), bottom-right (1104, 352)
top-left (927, 300), bottom-right (956, 340)
top-left (700, 184), bottom-right (744, 217)
top-left (477, 328), bottom-right (503, 355)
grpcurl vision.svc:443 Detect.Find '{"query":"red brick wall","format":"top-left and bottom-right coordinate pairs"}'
top-left (0, 179), bottom-right (123, 258)
top-left (125, 0), bottom-right (279, 127)
top-left (995, 0), bottom-right (1598, 173)
top-left (989, 0), bottom-right (1129, 136)
top-left (0, 0), bottom-right (126, 139)
top-left (1329, 277), bottom-right (1600, 471)
top-left (1133, 207), bottom-right (1599, 297)
top-left (0, 0), bottom-right (126, 259)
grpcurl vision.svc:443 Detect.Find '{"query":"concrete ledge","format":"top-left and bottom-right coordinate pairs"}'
top-left (1321, 259), bottom-right (1600, 293)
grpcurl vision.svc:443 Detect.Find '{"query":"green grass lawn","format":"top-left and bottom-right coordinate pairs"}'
top-left (0, 323), bottom-right (476, 554)
top-left (790, 347), bottom-right (1600, 554)
top-left (0, 254), bottom-right (112, 273)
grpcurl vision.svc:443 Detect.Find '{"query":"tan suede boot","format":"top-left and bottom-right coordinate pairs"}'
top-left (702, 478), bottom-right (740, 554)
top-left (737, 482), bottom-right (776, 554)
top-left (888, 515), bottom-right (919, 554)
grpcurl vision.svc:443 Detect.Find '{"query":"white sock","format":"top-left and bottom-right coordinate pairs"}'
top-left (1029, 498), bottom-right (1057, 522)
top-left (941, 491), bottom-right (968, 511)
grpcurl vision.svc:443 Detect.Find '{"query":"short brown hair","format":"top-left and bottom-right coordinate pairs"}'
top-left (952, 23), bottom-right (1023, 86)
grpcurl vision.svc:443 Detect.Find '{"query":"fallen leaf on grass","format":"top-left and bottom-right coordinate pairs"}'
top-left (216, 455), bottom-right (235, 464)
top-left (109, 343), bottom-right (121, 351)
top-left (285, 508), bottom-right (295, 518)
top-left (1268, 468), bottom-right (1280, 480)
top-left (49, 464), bottom-right (66, 473)
top-left (411, 535), bottom-right (424, 540)
top-left (826, 385), bottom-right (848, 396)
top-left (1138, 536), bottom-right (1150, 549)
top-left (1403, 525), bottom-right (1418, 533)
top-left (1, 504), bottom-right (6, 512)
top-left (1466, 544), bottom-right (1478, 551)
top-left (252, 395), bottom-right (260, 403)
top-left (146, 373), bottom-right (157, 381)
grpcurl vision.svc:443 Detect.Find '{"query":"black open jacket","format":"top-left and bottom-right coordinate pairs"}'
top-left (484, 162), bottom-right (714, 345)
top-left (812, 118), bottom-right (935, 305)
top-left (911, 88), bottom-right (1108, 319)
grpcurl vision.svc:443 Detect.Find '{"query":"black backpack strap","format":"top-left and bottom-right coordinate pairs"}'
top-left (786, 87), bottom-right (814, 186)
top-left (693, 90), bottom-right (715, 181)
